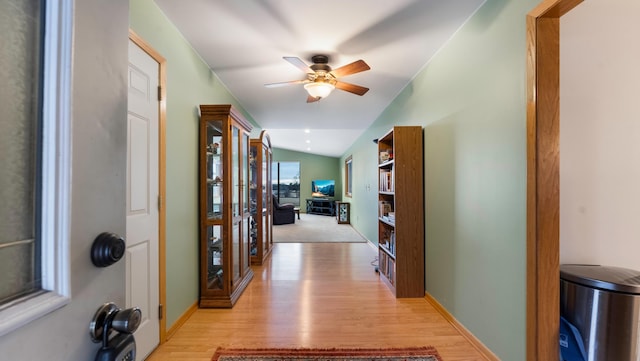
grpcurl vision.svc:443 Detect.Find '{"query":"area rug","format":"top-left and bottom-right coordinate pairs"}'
top-left (211, 347), bottom-right (442, 361)
top-left (273, 213), bottom-right (367, 243)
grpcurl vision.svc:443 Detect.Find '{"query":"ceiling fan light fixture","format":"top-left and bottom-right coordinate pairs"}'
top-left (304, 82), bottom-right (335, 99)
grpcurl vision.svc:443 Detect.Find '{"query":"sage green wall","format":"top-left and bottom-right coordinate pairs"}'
top-left (339, 140), bottom-right (379, 244)
top-left (272, 148), bottom-right (341, 213)
top-left (130, 0), bottom-right (260, 329)
top-left (342, 0), bottom-right (534, 359)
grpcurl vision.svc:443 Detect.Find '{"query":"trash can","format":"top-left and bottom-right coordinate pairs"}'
top-left (560, 264), bottom-right (640, 361)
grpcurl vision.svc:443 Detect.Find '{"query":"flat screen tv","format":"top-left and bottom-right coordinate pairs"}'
top-left (311, 179), bottom-right (335, 198)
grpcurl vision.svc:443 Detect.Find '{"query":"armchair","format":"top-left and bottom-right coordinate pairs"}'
top-left (272, 194), bottom-right (295, 225)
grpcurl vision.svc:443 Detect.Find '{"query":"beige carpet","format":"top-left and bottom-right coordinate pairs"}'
top-left (272, 213), bottom-right (367, 243)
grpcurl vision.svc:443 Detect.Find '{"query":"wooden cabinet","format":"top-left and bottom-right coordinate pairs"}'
top-left (377, 126), bottom-right (424, 298)
top-left (198, 104), bottom-right (253, 307)
top-left (336, 201), bottom-right (350, 224)
top-left (249, 130), bottom-right (273, 265)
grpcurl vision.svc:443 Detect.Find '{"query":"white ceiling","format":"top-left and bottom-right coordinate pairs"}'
top-left (155, 0), bottom-right (486, 157)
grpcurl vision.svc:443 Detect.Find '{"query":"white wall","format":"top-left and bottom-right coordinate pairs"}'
top-left (560, 0), bottom-right (640, 270)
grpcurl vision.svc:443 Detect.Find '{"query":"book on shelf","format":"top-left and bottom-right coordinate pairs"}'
top-left (379, 253), bottom-right (395, 285)
top-left (379, 169), bottom-right (394, 192)
top-left (378, 201), bottom-right (392, 218)
top-left (379, 228), bottom-right (396, 255)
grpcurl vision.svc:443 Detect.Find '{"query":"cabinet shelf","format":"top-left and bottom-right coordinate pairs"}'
top-left (207, 212), bottom-right (223, 220)
top-left (379, 245), bottom-right (395, 259)
top-left (378, 217), bottom-right (395, 227)
top-left (376, 126), bottom-right (424, 298)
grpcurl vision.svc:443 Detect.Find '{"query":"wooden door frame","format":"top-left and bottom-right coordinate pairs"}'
top-left (526, 1), bottom-right (582, 360)
top-left (128, 29), bottom-right (168, 343)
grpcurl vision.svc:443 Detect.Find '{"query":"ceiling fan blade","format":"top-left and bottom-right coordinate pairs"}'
top-left (283, 56), bottom-right (314, 74)
top-left (329, 60), bottom-right (370, 78)
top-left (334, 81), bottom-right (369, 96)
top-left (306, 95), bottom-right (320, 103)
top-left (264, 79), bottom-right (307, 88)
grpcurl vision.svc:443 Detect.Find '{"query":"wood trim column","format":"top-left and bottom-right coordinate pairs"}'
top-left (525, 1), bottom-right (582, 360)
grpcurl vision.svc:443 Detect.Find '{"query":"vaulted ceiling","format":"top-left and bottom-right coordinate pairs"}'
top-left (155, 0), bottom-right (486, 157)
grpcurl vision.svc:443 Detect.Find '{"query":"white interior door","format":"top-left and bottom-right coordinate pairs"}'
top-left (127, 39), bottom-right (160, 360)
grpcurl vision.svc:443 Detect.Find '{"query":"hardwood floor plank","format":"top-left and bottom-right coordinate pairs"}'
top-left (147, 242), bottom-right (488, 361)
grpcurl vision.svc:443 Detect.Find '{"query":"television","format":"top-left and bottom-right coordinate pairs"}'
top-left (311, 179), bottom-right (335, 198)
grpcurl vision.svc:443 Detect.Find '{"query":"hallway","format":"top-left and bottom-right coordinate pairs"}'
top-left (147, 242), bottom-right (488, 360)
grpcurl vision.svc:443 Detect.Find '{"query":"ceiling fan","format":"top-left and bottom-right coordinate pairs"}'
top-left (265, 55), bottom-right (371, 103)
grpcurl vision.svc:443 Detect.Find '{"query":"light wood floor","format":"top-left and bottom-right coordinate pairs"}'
top-left (147, 242), bottom-right (487, 361)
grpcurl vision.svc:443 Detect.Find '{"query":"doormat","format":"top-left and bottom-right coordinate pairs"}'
top-left (211, 347), bottom-right (443, 361)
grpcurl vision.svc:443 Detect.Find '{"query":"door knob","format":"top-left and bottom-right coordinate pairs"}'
top-left (91, 232), bottom-right (125, 267)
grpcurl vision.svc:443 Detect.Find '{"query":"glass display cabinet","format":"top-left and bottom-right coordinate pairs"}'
top-left (199, 105), bottom-right (253, 308)
top-left (249, 131), bottom-right (273, 265)
top-left (336, 201), bottom-right (350, 224)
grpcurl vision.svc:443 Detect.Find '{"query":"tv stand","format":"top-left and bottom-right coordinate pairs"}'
top-left (306, 198), bottom-right (335, 216)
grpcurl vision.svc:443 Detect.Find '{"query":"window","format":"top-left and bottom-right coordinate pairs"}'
top-left (272, 162), bottom-right (300, 206)
top-left (0, 0), bottom-right (72, 336)
top-left (1, 0), bottom-right (43, 307)
top-left (345, 156), bottom-right (353, 197)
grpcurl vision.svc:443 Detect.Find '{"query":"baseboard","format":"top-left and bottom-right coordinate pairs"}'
top-left (347, 225), bottom-right (374, 249)
top-left (424, 293), bottom-right (500, 361)
top-left (165, 301), bottom-right (198, 341)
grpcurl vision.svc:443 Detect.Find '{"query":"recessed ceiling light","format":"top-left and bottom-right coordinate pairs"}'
top-left (305, 140), bottom-right (311, 144)
top-left (304, 129), bottom-right (310, 134)
top-left (307, 147), bottom-right (311, 151)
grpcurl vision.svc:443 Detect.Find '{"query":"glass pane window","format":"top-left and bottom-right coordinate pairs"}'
top-left (272, 162), bottom-right (300, 206)
top-left (0, 0), bottom-right (43, 306)
top-left (345, 156), bottom-right (353, 197)
top-left (0, 0), bottom-right (72, 336)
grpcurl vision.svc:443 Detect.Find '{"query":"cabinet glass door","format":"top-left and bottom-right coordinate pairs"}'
top-left (231, 126), bottom-right (240, 284)
top-left (241, 132), bottom-right (250, 272)
top-left (206, 225), bottom-right (223, 290)
top-left (206, 121), bottom-right (223, 220)
top-left (231, 220), bottom-right (240, 285)
top-left (249, 144), bottom-right (258, 257)
top-left (232, 127), bottom-right (239, 218)
top-left (262, 147), bottom-right (269, 252)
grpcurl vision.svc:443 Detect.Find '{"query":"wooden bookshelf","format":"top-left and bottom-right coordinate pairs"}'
top-left (377, 126), bottom-right (424, 298)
